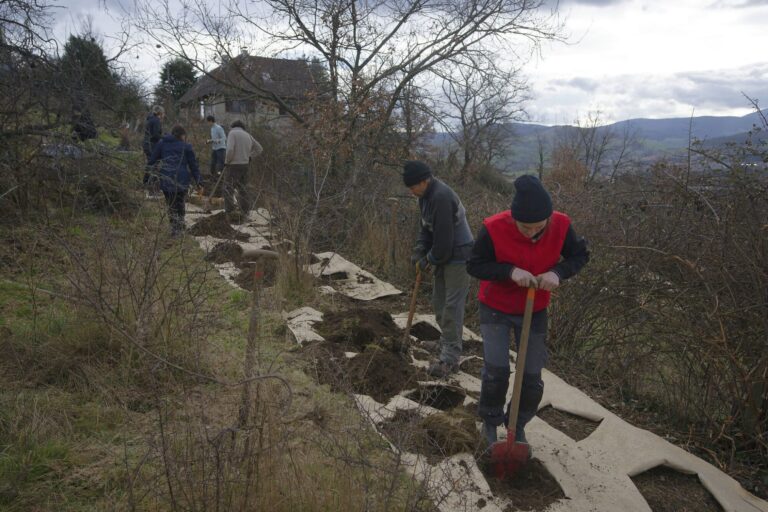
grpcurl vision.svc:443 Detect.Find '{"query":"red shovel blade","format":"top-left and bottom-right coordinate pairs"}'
top-left (490, 431), bottom-right (530, 479)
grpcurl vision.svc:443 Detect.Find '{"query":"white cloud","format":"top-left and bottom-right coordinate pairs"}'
top-left (524, 0), bottom-right (768, 122)
top-left (528, 62), bottom-right (768, 123)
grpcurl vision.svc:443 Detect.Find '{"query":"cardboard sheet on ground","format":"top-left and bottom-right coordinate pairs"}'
top-left (307, 251), bottom-right (401, 300)
top-left (284, 307), bottom-right (324, 344)
top-left (184, 205), bottom-right (766, 512)
top-left (185, 208), bottom-right (278, 291)
top-left (286, 305), bottom-right (768, 512)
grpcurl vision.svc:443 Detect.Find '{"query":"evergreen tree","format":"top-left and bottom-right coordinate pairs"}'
top-left (155, 58), bottom-right (197, 102)
top-left (60, 35), bottom-right (115, 108)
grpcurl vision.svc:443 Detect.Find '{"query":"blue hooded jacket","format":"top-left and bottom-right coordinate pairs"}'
top-left (148, 134), bottom-right (202, 193)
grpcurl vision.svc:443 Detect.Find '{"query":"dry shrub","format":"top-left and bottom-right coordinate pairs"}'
top-left (127, 374), bottom-right (433, 512)
top-left (548, 151), bottom-right (768, 476)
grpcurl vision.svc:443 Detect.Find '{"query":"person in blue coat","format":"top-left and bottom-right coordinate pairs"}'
top-left (148, 125), bottom-right (203, 236)
top-left (142, 105), bottom-right (165, 189)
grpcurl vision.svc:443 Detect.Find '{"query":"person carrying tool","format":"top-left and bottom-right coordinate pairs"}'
top-left (467, 175), bottom-right (589, 447)
top-left (224, 120), bottom-right (263, 221)
top-left (404, 160), bottom-right (474, 378)
top-left (206, 115), bottom-right (227, 181)
top-left (148, 125), bottom-right (203, 237)
top-left (142, 105), bottom-right (165, 190)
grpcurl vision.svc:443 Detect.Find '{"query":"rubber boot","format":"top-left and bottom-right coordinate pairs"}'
top-left (483, 422), bottom-right (498, 444)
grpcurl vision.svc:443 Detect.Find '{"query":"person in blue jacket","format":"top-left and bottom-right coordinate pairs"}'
top-left (142, 105), bottom-right (165, 189)
top-left (148, 125), bottom-right (203, 236)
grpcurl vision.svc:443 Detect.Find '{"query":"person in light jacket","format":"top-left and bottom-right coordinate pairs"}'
top-left (224, 120), bottom-right (263, 219)
top-left (206, 115), bottom-right (226, 181)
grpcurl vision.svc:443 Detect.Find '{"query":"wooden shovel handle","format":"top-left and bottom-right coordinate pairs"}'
top-left (506, 287), bottom-right (536, 438)
top-left (403, 268), bottom-right (423, 346)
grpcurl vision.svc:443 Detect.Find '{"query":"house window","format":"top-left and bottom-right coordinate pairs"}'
top-left (225, 98), bottom-right (256, 113)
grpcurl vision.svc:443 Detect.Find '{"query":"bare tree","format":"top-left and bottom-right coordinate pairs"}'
top-left (554, 111), bottom-right (638, 184)
top-left (134, 0), bottom-right (563, 179)
top-left (434, 59), bottom-right (529, 183)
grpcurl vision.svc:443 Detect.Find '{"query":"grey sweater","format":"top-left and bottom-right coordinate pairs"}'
top-left (225, 127), bottom-right (263, 165)
top-left (414, 178), bottom-right (474, 265)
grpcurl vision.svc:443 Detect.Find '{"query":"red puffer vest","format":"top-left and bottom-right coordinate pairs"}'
top-left (478, 210), bottom-right (570, 314)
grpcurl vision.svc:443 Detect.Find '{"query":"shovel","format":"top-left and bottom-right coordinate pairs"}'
top-left (491, 286), bottom-right (536, 479)
top-left (203, 165), bottom-right (227, 214)
top-left (401, 266), bottom-right (423, 352)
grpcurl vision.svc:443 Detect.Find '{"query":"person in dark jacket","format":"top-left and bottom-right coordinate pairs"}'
top-left (467, 175), bottom-right (589, 448)
top-left (404, 160), bottom-right (474, 378)
top-left (142, 105), bottom-right (165, 188)
top-left (148, 125), bottom-right (203, 236)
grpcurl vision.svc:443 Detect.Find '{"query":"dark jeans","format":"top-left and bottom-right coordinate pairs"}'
top-left (210, 148), bottom-right (226, 177)
top-left (223, 163), bottom-right (254, 214)
top-left (478, 302), bottom-right (548, 433)
top-left (142, 151), bottom-right (157, 187)
top-left (163, 189), bottom-right (186, 235)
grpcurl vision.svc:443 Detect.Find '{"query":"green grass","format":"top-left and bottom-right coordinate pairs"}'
top-left (0, 195), bottom-right (435, 511)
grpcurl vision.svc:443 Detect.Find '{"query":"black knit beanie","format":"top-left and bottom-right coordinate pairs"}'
top-left (511, 175), bottom-right (553, 223)
top-left (402, 160), bottom-right (433, 187)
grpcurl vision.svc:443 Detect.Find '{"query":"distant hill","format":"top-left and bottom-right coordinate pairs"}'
top-left (427, 111), bottom-right (767, 173)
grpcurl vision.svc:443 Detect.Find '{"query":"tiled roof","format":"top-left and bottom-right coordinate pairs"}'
top-left (179, 55), bottom-right (315, 105)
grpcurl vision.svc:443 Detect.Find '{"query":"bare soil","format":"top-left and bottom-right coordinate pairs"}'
top-left (403, 383), bottom-right (466, 411)
top-left (549, 358), bottom-right (767, 500)
top-left (188, 212), bottom-right (249, 240)
top-left (316, 308), bottom-right (402, 351)
top-left (631, 465), bottom-right (724, 512)
top-left (306, 308), bottom-right (428, 403)
top-left (478, 456), bottom-right (566, 511)
top-left (204, 241), bottom-right (244, 264)
top-left (345, 348), bottom-right (425, 403)
top-left (410, 321), bottom-right (441, 341)
top-left (536, 406), bottom-right (601, 442)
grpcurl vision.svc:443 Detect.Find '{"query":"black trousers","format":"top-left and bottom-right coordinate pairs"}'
top-left (163, 189), bottom-right (186, 234)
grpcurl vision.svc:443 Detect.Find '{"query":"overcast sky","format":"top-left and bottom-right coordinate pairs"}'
top-left (54, 0), bottom-right (768, 125)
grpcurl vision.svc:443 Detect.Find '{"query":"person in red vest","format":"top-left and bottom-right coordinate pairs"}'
top-left (467, 175), bottom-right (589, 447)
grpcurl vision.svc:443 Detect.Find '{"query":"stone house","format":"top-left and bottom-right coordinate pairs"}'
top-left (178, 55), bottom-right (315, 129)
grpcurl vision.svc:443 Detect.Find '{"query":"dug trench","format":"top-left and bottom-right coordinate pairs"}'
top-left (188, 211), bottom-right (250, 240)
top-left (306, 308), bottom-right (425, 404)
top-left (204, 241), bottom-right (278, 289)
top-left (300, 307), bottom-right (574, 510)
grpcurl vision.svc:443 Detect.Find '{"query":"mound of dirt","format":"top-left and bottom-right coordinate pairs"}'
top-left (346, 347), bottom-right (424, 403)
top-left (631, 465), bottom-right (724, 512)
top-left (188, 212), bottom-right (249, 240)
top-left (316, 308), bottom-right (403, 350)
top-left (479, 456), bottom-right (566, 511)
top-left (233, 259), bottom-right (278, 289)
top-left (204, 241), bottom-right (244, 264)
top-left (307, 343), bottom-right (425, 404)
top-left (380, 408), bottom-right (480, 464)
